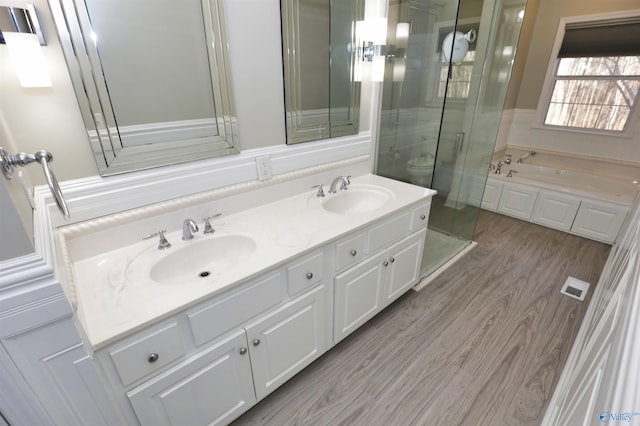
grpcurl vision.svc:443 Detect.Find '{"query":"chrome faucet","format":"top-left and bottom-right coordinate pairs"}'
top-left (495, 161), bottom-right (504, 174)
top-left (507, 169), bottom-right (518, 178)
top-left (504, 154), bottom-right (512, 165)
top-left (329, 175), bottom-right (351, 193)
top-left (182, 219), bottom-right (199, 240)
top-left (517, 151), bottom-right (536, 163)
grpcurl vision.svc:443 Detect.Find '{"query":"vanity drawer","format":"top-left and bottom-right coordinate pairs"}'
top-left (188, 271), bottom-right (283, 346)
top-left (367, 211), bottom-right (412, 253)
top-left (335, 231), bottom-right (366, 272)
top-left (410, 202), bottom-right (431, 231)
top-left (108, 321), bottom-right (186, 386)
top-left (287, 251), bottom-right (324, 296)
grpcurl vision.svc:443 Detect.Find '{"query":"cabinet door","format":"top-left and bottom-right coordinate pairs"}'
top-left (497, 182), bottom-right (539, 220)
top-left (384, 229), bottom-right (426, 305)
top-left (531, 190), bottom-right (581, 231)
top-left (245, 284), bottom-right (328, 400)
top-left (571, 200), bottom-right (629, 244)
top-left (481, 178), bottom-right (503, 211)
top-left (127, 330), bottom-right (255, 426)
top-left (334, 251), bottom-right (386, 344)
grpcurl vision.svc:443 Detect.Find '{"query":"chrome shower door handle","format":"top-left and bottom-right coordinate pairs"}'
top-left (455, 131), bottom-right (465, 155)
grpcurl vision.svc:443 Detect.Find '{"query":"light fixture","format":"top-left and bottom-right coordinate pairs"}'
top-left (0, 4), bottom-right (51, 87)
top-left (392, 22), bottom-right (410, 82)
top-left (356, 17), bottom-right (387, 82)
top-left (395, 22), bottom-right (410, 49)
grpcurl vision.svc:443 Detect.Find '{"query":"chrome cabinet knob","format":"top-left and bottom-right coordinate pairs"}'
top-left (147, 353), bottom-right (159, 363)
top-left (350, 249), bottom-right (357, 256)
top-left (383, 261), bottom-right (389, 267)
top-left (252, 338), bottom-right (261, 346)
top-left (420, 214), bottom-right (426, 220)
top-left (390, 257), bottom-right (395, 263)
top-left (306, 272), bottom-right (313, 280)
top-left (239, 347), bottom-right (248, 355)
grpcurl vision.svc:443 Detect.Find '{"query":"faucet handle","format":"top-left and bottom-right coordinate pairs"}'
top-left (312, 184), bottom-right (325, 197)
top-left (203, 213), bottom-right (222, 235)
top-left (143, 230), bottom-right (171, 250)
top-left (344, 176), bottom-right (352, 188)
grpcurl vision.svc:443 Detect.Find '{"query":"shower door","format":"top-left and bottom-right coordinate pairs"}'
top-left (376, 0), bottom-right (526, 276)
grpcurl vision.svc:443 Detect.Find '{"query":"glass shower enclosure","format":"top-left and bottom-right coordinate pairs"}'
top-left (376, 0), bottom-right (527, 276)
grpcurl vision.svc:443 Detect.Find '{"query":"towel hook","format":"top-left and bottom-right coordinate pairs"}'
top-left (0, 148), bottom-right (70, 219)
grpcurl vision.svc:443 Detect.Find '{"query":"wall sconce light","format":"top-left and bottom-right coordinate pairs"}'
top-left (356, 17), bottom-right (387, 82)
top-left (392, 22), bottom-right (410, 82)
top-left (0, 4), bottom-right (52, 87)
top-left (395, 22), bottom-right (410, 49)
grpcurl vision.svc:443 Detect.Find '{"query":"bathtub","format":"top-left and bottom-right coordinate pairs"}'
top-left (483, 161), bottom-right (639, 243)
top-left (493, 163), bottom-right (639, 205)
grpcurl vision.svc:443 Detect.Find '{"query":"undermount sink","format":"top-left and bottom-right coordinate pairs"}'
top-left (318, 184), bottom-right (394, 214)
top-left (143, 234), bottom-right (256, 285)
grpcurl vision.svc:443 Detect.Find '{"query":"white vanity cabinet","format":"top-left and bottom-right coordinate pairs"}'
top-left (127, 329), bottom-right (256, 426)
top-left (245, 283), bottom-right (327, 400)
top-left (97, 252), bottom-right (331, 426)
top-left (125, 283), bottom-right (328, 425)
top-left (84, 188), bottom-right (432, 425)
top-left (333, 206), bottom-right (428, 344)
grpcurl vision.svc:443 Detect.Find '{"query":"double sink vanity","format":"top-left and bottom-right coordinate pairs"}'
top-left (57, 173), bottom-right (435, 425)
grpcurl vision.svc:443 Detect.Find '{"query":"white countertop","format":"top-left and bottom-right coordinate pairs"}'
top-left (70, 174), bottom-right (435, 349)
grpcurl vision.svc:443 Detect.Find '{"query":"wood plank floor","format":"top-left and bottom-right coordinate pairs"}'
top-left (232, 211), bottom-right (611, 426)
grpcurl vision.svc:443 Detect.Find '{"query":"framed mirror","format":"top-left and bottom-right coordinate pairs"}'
top-left (281, 0), bottom-right (364, 144)
top-left (49, 0), bottom-right (239, 176)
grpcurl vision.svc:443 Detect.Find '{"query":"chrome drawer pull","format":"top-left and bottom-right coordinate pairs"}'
top-left (306, 272), bottom-right (313, 280)
top-left (350, 249), bottom-right (357, 256)
top-left (147, 353), bottom-right (159, 363)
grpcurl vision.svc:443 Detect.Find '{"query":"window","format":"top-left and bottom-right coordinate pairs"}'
top-left (541, 19), bottom-right (640, 134)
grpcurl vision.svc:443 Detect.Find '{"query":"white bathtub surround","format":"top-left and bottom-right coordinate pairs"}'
top-left (58, 174), bottom-right (435, 349)
top-left (490, 163), bottom-right (638, 204)
top-left (482, 162), bottom-right (635, 243)
top-left (493, 147), bottom-right (640, 183)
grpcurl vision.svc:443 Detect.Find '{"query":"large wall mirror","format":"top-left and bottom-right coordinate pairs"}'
top-left (281, 0), bottom-right (364, 144)
top-left (49, 0), bottom-right (238, 176)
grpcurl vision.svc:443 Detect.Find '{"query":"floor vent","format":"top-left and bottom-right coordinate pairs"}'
top-left (560, 277), bottom-right (590, 301)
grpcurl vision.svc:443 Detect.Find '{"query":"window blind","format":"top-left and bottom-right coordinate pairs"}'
top-left (558, 20), bottom-right (640, 58)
